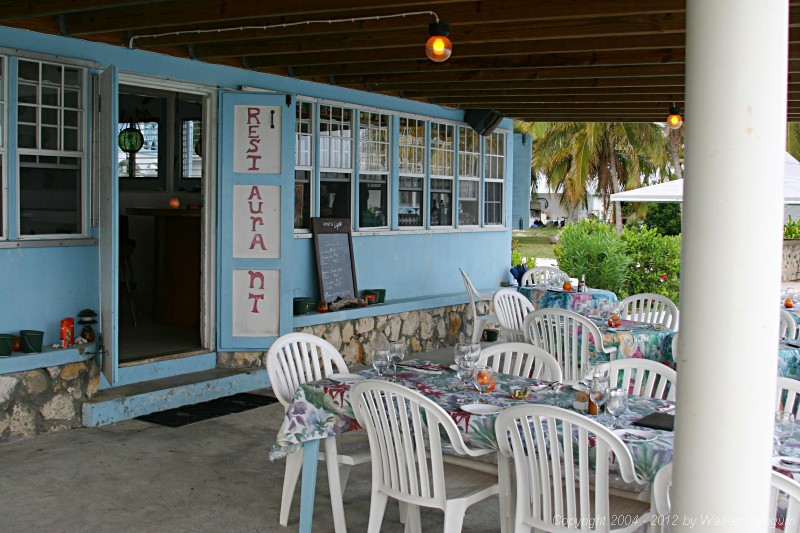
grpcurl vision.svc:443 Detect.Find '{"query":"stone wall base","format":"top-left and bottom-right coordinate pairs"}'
top-left (0, 360), bottom-right (100, 445)
top-left (784, 240), bottom-right (800, 282)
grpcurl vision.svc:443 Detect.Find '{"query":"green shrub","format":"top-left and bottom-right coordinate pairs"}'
top-left (620, 226), bottom-right (681, 304)
top-left (554, 219), bottom-right (629, 291)
top-left (786, 215), bottom-right (800, 239)
top-left (644, 202), bottom-right (682, 236)
top-left (511, 238), bottom-right (535, 267)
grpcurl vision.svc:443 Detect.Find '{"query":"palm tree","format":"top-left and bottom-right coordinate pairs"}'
top-left (516, 121), bottom-right (670, 233)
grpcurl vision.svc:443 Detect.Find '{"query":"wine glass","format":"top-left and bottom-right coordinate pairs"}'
top-left (389, 342), bottom-right (405, 380)
top-left (606, 388), bottom-right (628, 428)
top-left (468, 343), bottom-right (482, 365)
top-left (454, 343), bottom-right (471, 365)
top-left (371, 348), bottom-right (390, 378)
top-left (473, 365), bottom-right (494, 403)
top-left (775, 411), bottom-right (796, 456)
top-left (456, 357), bottom-right (475, 395)
top-left (590, 374), bottom-right (610, 422)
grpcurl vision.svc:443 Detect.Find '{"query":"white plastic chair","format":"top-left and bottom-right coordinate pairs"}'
top-left (350, 379), bottom-right (499, 533)
top-left (495, 404), bottom-right (651, 533)
top-left (493, 288), bottom-right (535, 342)
top-left (605, 358), bottom-right (677, 401)
top-left (781, 309), bottom-right (798, 340)
top-left (771, 472), bottom-right (800, 533)
top-left (459, 268), bottom-right (498, 343)
top-left (266, 332), bottom-right (370, 532)
top-left (478, 342), bottom-right (563, 382)
top-left (619, 293), bottom-right (679, 330)
top-left (654, 464), bottom-right (800, 533)
top-left (777, 376), bottom-right (800, 416)
top-left (519, 266), bottom-right (569, 287)
top-left (523, 308), bottom-right (618, 383)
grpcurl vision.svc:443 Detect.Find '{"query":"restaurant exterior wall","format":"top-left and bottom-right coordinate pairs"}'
top-left (512, 134), bottom-right (533, 231)
top-left (783, 239), bottom-right (800, 281)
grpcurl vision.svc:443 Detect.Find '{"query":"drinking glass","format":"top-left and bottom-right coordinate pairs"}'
top-left (590, 374), bottom-right (610, 422)
top-left (389, 342), bottom-right (405, 380)
top-left (468, 343), bottom-right (482, 365)
top-left (454, 343), bottom-right (471, 364)
top-left (606, 388), bottom-right (628, 428)
top-left (456, 358), bottom-right (475, 392)
top-left (371, 348), bottom-right (390, 378)
top-left (473, 365), bottom-right (494, 403)
top-left (775, 411), bottom-right (796, 456)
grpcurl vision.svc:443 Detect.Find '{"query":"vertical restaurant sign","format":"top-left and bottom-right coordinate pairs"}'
top-left (233, 184), bottom-right (280, 258)
top-left (233, 105), bottom-right (281, 174)
top-left (232, 269), bottom-right (280, 337)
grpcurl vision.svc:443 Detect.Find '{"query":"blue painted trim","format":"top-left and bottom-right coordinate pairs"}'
top-left (82, 368), bottom-right (269, 427)
top-left (299, 439), bottom-right (321, 533)
top-left (7, 57), bottom-right (18, 239)
top-left (293, 291), bottom-right (476, 328)
top-left (390, 115), bottom-right (400, 231)
top-left (111, 352), bottom-right (218, 388)
top-left (0, 344), bottom-right (96, 375)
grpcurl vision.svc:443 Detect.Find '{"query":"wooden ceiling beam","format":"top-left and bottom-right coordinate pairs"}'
top-left (0, 0), bottom-right (166, 21)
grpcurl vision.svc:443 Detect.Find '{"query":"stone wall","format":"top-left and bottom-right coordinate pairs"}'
top-left (784, 240), bottom-right (800, 282)
top-left (0, 360), bottom-right (100, 444)
top-left (218, 301), bottom-right (491, 368)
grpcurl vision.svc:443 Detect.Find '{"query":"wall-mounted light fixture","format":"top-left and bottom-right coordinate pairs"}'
top-left (426, 23), bottom-right (452, 62)
top-left (667, 105), bottom-right (683, 129)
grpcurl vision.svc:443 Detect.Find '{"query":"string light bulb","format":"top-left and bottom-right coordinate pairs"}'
top-left (426, 22), bottom-right (452, 62)
top-left (667, 105), bottom-right (683, 129)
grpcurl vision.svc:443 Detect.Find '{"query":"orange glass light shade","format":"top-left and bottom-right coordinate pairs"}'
top-left (426, 34), bottom-right (452, 63)
top-left (169, 197), bottom-right (180, 209)
top-left (667, 113), bottom-right (683, 129)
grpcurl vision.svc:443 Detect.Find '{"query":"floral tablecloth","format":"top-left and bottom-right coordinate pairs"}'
top-left (591, 319), bottom-right (677, 369)
top-left (269, 361), bottom-right (675, 483)
top-left (518, 286), bottom-right (617, 312)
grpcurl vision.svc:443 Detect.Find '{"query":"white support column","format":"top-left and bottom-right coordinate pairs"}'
top-left (674, 1), bottom-right (788, 530)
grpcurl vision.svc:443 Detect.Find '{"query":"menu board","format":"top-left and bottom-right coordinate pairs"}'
top-left (312, 218), bottom-right (358, 303)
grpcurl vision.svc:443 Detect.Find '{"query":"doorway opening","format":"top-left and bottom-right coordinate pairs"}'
top-left (116, 80), bottom-right (215, 364)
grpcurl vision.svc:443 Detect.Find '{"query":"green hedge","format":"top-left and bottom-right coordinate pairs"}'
top-left (554, 219), bottom-right (681, 303)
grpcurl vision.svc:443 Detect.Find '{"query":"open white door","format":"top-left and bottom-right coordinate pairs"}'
top-left (97, 66), bottom-right (118, 384)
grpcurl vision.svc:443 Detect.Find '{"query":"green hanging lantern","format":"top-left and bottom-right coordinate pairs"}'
top-left (118, 125), bottom-right (144, 154)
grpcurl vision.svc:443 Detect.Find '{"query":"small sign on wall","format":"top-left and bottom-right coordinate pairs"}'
top-left (233, 184), bottom-right (280, 258)
top-left (232, 269), bottom-right (280, 337)
top-left (233, 105), bottom-right (282, 174)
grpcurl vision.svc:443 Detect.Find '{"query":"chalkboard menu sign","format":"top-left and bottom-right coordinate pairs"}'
top-left (312, 218), bottom-right (358, 303)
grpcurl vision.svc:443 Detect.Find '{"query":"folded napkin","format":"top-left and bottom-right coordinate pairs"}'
top-left (509, 264), bottom-right (528, 286)
top-left (395, 361), bottom-right (449, 375)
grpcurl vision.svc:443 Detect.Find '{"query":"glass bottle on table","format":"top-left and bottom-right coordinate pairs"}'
top-left (590, 373), bottom-right (610, 423)
top-left (578, 274), bottom-right (587, 293)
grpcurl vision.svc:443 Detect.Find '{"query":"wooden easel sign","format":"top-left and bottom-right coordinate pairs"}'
top-left (311, 218), bottom-right (358, 303)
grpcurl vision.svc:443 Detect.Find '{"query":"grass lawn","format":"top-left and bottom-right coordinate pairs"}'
top-left (512, 227), bottom-right (561, 261)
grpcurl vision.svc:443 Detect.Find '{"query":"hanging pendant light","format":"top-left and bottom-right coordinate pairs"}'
top-left (667, 105), bottom-right (683, 130)
top-left (118, 115), bottom-right (144, 154)
top-left (426, 22), bottom-right (452, 63)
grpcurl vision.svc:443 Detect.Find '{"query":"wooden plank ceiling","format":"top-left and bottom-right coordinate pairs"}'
top-left (2, 0), bottom-right (799, 122)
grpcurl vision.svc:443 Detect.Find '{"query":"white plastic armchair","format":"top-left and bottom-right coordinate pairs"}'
top-left (478, 342), bottom-right (563, 382)
top-left (619, 293), bottom-right (679, 330)
top-left (652, 463), bottom-right (672, 533)
top-left (776, 376), bottom-right (800, 416)
top-left (266, 332), bottom-right (370, 532)
top-left (519, 266), bottom-right (569, 287)
top-left (606, 358), bottom-right (677, 401)
top-left (495, 404), bottom-right (651, 533)
top-left (523, 307), bottom-right (617, 383)
top-left (351, 380), bottom-right (499, 533)
top-left (781, 309), bottom-right (798, 340)
top-left (492, 288), bottom-right (536, 342)
top-left (459, 268), bottom-right (498, 343)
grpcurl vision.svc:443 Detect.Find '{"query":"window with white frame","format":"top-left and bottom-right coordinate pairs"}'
top-left (295, 100), bottom-right (313, 230)
top-left (0, 57), bottom-right (5, 239)
top-left (430, 122), bottom-right (454, 227)
top-left (458, 126), bottom-right (480, 226)
top-left (484, 131), bottom-right (505, 226)
top-left (398, 116), bottom-right (425, 227)
top-left (17, 59), bottom-right (85, 236)
top-left (319, 104), bottom-right (353, 220)
top-left (358, 111), bottom-right (389, 229)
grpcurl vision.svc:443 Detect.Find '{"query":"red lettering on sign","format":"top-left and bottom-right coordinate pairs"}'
top-left (248, 124), bottom-right (259, 137)
top-left (246, 154), bottom-right (262, 171)
top-left (249, 201), bottom-right (263, 214)
top-left (248, 138), bottom-right (260, 153)
top-left (248, 270), bottom-right (265, 290)
top-left (247, 107), bottom-right (261, 124)
top-left (248, 293), bottom-right (264, 313)
top-left (250, 234), bottom-right (266, 251)
top-left (247, 186), bottom-right (262, 200)
top-left (250, 216), bottom-right (264, 232)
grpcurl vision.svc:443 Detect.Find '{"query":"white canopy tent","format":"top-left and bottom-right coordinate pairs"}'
top-left (610, 152), bottom-right (800, 204)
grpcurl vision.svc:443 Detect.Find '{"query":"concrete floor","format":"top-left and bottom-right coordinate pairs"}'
top-left (0, 346), bottom-right (504, 533)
